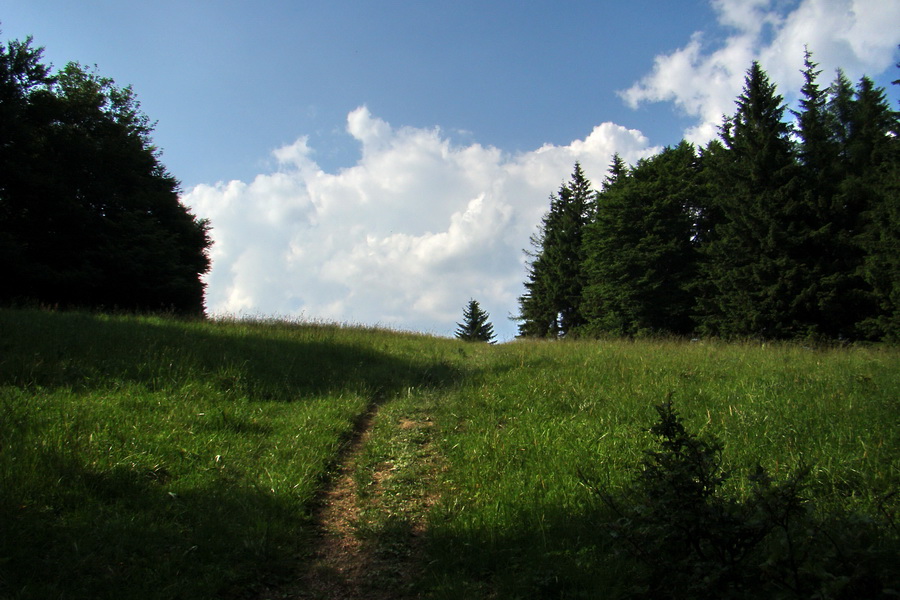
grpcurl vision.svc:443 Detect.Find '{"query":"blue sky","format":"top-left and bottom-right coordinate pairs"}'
top-left (3, 1), bottom-right (899, 340)
top-left (1, 0), bottom-right (717, 185)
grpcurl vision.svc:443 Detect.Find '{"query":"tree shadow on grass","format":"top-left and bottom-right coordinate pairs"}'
top-left (1, 447), bottom-right (323, 600)
top-left (0, 309), bottom-right (467, 599)
top-left (0, 309), bottom-right (462, 400)
top-left (422, 485), bottom-right (900, 600)
top-left (419, 407), bottom-right (900, 600)
top-left (422, 503), bottom-right (622, 600)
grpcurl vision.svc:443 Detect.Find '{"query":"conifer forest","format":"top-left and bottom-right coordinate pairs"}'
top-left (518, 54), bottom-right (899, 343)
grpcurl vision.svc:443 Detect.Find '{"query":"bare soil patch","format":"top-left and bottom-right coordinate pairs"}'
top-left (257, 406), bottom-right (434, 600)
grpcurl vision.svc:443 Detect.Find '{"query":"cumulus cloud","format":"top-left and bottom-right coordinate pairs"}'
top-left (184, 1), bottom-right (897, 341)
top-left (184, 107), bottom-right (655, 340)
top-left (621, 0), bottom-right (900, 144)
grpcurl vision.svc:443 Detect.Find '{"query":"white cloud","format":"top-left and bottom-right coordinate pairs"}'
top-left (184, 1), bottom-right (898, 342)
top-left (183, 107), bottom-right (655, 341)
top-left (621, 0), bottom-right (900, 145)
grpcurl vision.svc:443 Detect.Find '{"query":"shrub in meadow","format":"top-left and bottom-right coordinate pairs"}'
top-left (585, 399), bottom-right (899, 599)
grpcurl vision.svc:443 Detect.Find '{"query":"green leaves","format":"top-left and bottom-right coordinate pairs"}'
top-left (0, 35), bottom-right (211, 315)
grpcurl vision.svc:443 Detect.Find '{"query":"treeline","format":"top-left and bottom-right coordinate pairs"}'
top-left (519, 53), bottom-right (899, 342)
top-left (0, 33), bottom-right (211, 315)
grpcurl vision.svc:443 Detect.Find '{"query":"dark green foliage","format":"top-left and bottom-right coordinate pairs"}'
top-left (794, 49), bottom-right (838, 179)
top-left (581, 142), bottom-right (702, 336)
top-left (691, 58), bottom-right (900, 340)
top-left (0, 34), bottom-right (211, 315)
top-left (857, 153), bottom-right (900, 341)
top-left (517, 220), bottom-right (563, 338)
top-left (517, 163), bottom-right (595, 337)
top-left (455, 299), bottom-right (495, 343)
top-left (587, 400), bottom-right (900, 599)
top-left (788, 58), bottom-right (869, 339)
top-left (514, 54), bottom-right (898, 343)
top-left (696, 61), bottom-right (811, 338)
top-left (603, 152), bottom-right (628, 190)
top-left (844, 74), bottom-right (900, 340)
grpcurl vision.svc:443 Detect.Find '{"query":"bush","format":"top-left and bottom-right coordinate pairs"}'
top-left (584, 399), bottom-right (899, 599)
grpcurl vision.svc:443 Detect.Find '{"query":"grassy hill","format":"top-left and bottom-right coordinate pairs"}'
top-left (1, 309), bottom-right (897, 598)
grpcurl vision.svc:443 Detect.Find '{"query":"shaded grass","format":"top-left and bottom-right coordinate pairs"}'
top-left (0, 309), bottom-right (463, 599)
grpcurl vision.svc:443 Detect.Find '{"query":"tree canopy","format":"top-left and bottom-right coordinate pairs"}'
top-left (517, 163), bottom-right (594, 337)
top-left (697, 60), bottom-right (807, 338)
top-left (582, 142), bottom-right (702, 337)
top-left (0, 33), bottom-right (211, 315)
top-left (517, 53), bottom-right (899, 342)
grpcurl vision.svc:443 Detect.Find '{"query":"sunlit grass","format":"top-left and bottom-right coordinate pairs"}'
top-left (422, 338), bottom-right (900, 597)
top-left (1, 309), bottom-right (896, 598)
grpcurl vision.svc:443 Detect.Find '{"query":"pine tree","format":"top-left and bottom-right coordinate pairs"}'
top-left (516, 163), bottom-right (595, 337)
top-left (603, 152), bottom-right (627, 191)
top-left (848, 72), bottom-right (900, 340)
top-left (697, 61), bottom-right (806, 338)
top-left (859, 151), bottom-right (900, 341)
top-left (794, 49), bottom-right (838, 182)
top-left (791, 50), bottom-right (860, 338)
top-left (845, 76), bottom-right (896, 175)
top-left (517, 231), bottom-right (560, 337)
top-left (692, 139), bottom-right (730, 246)
top-left (581, 142), bottom-right (701, 336)
top-left (455, 299), bottom-right (495, 343)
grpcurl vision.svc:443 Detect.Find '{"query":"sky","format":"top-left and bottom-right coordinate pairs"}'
top-left (3, 0), bottom-right (899, 341)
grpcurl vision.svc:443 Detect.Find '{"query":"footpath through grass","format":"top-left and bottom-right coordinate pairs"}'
top-left (0, 309), bottom-right (462, 599)
top-left (1, 309), bottom-right (898, 598)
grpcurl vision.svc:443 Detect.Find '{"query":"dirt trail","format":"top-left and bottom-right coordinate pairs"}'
top-left (258, 401), bottom-right (430, 600)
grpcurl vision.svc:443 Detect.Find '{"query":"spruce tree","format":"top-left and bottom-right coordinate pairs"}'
top-left (517, 233), bottom-right (560, 337)
top-left (794, 49), bottom-right (838, 182)
top-left (603, 153), bottom-right (627, 191)
top-left (692, 139), bottom-right (730, 246)
top-left (581, 142), bottom-right (701, 336)
top-left (859, 150), bottom-right (900, 341)
top-left (697, 61), bottom-right (806, 338)
top-left (516, 163), bottom-right (594, 337)
top-left (848, 73), bottom-right (900, 339)
top-left (455, 299), bottom-right (496, 343)
top-left (791, 50), bottom-right (860, 338)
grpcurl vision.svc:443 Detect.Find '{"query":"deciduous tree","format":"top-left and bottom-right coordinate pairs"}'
top-left (0, 33), bottom-right (211, 314)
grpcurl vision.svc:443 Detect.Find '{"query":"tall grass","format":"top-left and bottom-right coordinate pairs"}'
top-left (1, 310), bottom-right (897, 598)
top-left (0, 309), bottom-right (461, 599)
top-left (423, 338), bottom-right (899, 598)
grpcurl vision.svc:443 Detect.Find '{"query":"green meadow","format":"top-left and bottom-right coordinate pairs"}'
top-left (1, 309), bottom-right (897, 599)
